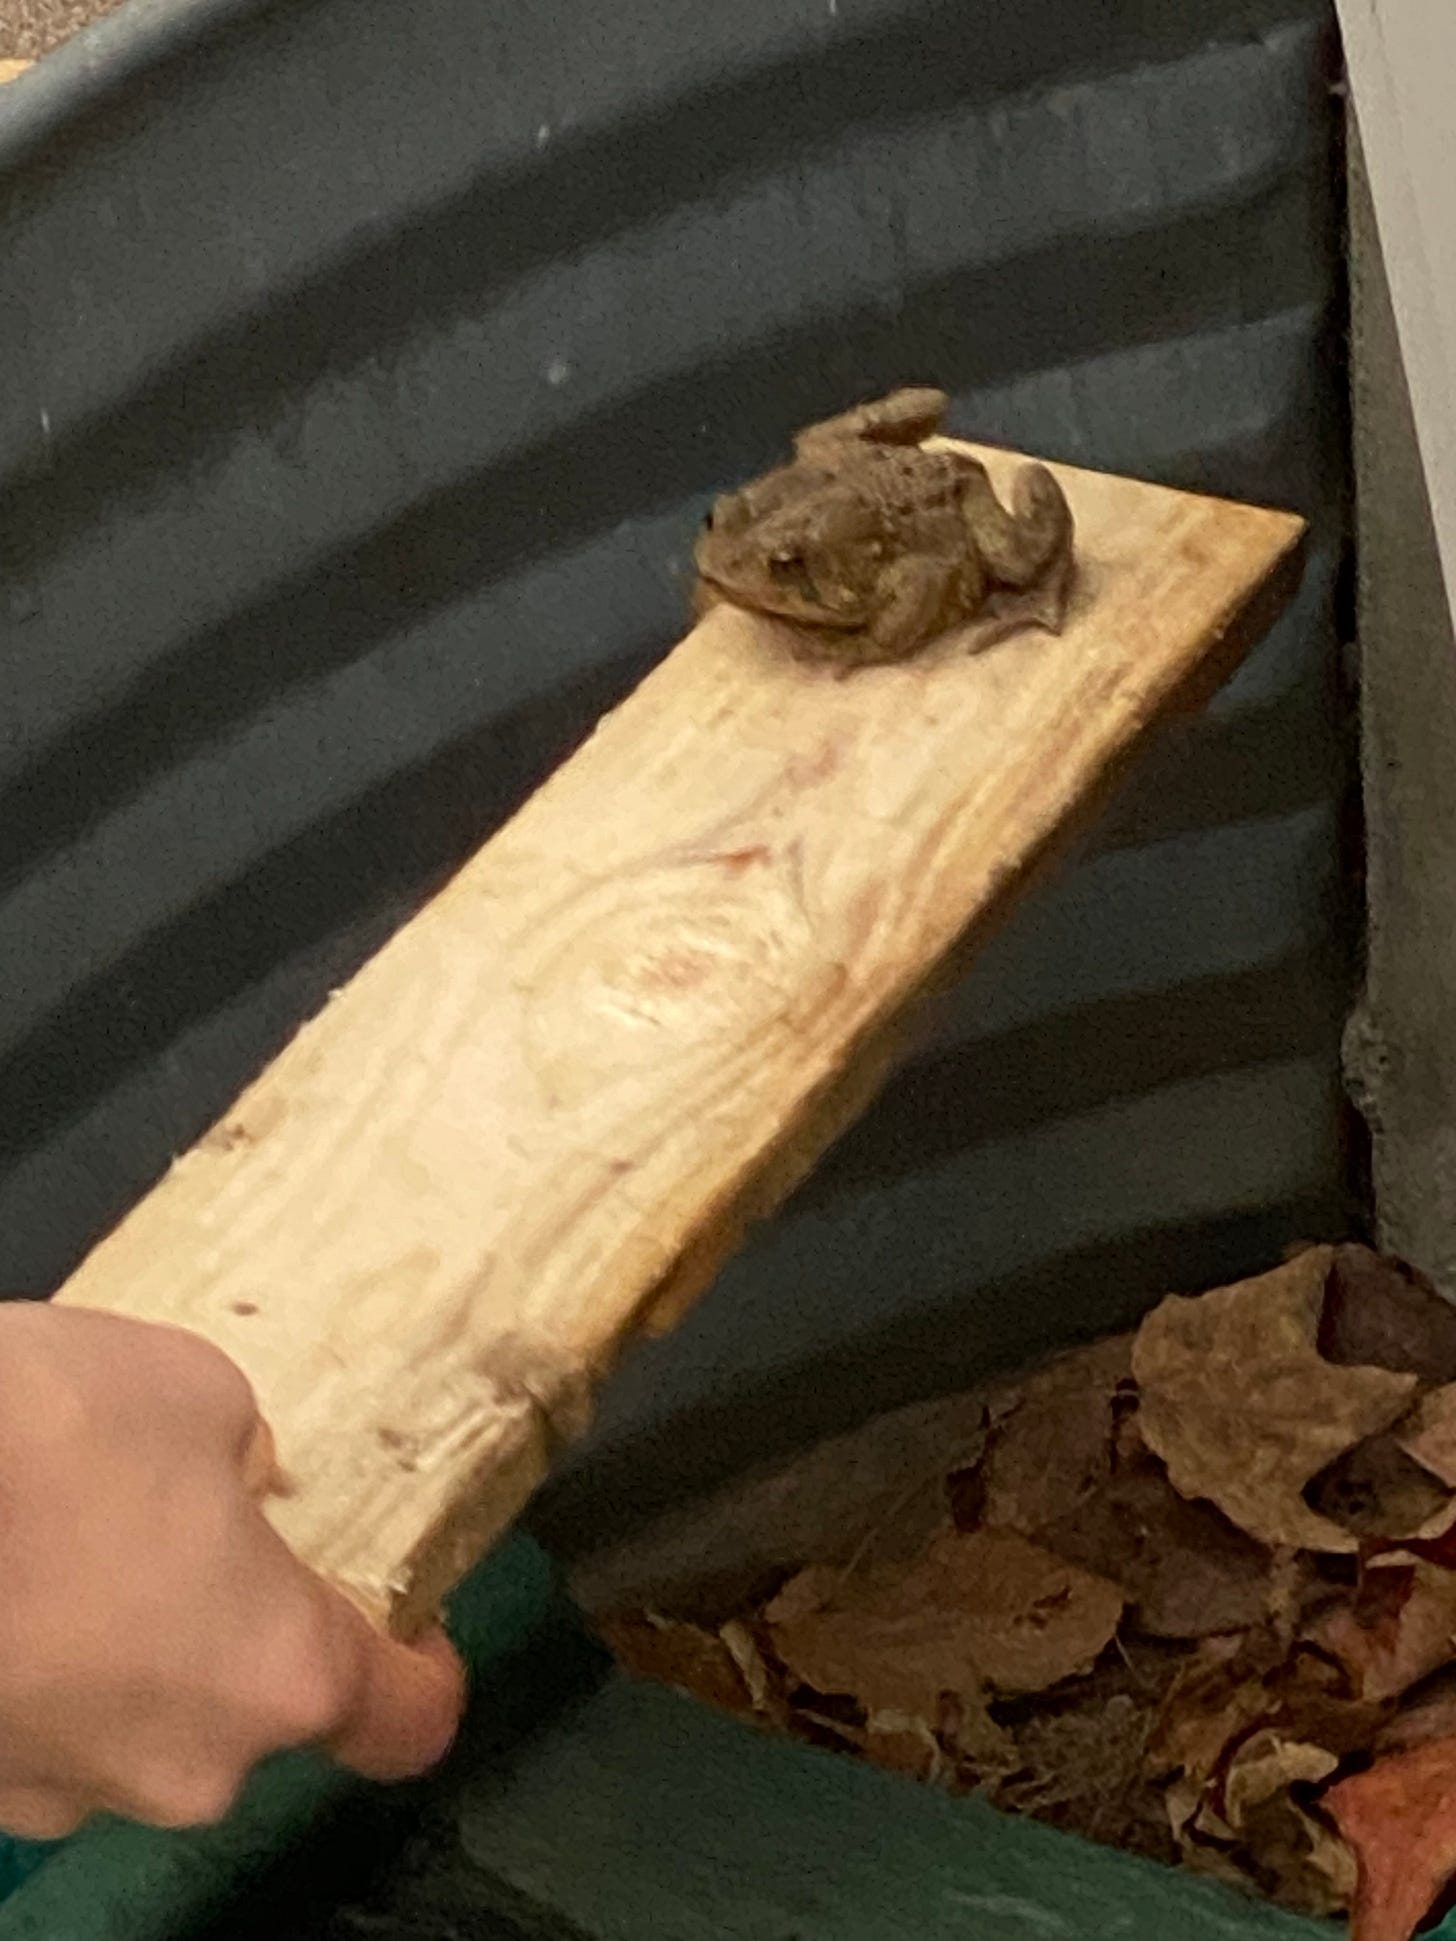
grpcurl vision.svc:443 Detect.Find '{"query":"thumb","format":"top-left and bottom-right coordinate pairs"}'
top-left (320, 1600), bottom-right (466, 1782)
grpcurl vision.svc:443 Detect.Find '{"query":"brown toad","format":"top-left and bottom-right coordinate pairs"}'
top-left (692, 387), bottom-right (1075, 669)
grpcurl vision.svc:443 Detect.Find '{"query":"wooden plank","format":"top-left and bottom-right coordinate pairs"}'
top-left (53, 442), bottom-right (1306, 1638)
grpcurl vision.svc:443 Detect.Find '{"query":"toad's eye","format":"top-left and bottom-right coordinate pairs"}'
top-left (768, 552), bottom-right (819, 598)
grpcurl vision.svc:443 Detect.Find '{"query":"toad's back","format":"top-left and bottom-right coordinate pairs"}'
top-left (854, 443), bottom-right (981, 548)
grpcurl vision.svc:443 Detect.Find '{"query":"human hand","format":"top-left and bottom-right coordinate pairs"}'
top-left (0, 1300), bottom-right (465, 1839)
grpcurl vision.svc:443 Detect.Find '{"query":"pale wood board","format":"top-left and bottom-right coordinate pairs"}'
top-left (54, 442), bottom-right (1306, 1636)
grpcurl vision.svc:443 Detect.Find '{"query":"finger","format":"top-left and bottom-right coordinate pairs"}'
top-left (58, 1308), bottom-right (263, 1454)
top-left (140, 1322), bottom-right (264, 1453)
top-left (321, 1610), bottom-right (466, 1783)
top-left (0, 1787), bottom-right (90, 1841)
top-left (239, 1418), bottom-right (282, 1500)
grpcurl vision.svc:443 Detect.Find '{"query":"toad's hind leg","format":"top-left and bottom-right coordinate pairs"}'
top-left (794, 387), bottom-right (949, 459)
top-left (961, 462), bottom-right (1074, 603)
top-left (963, 463), bottom-right (1076, 641)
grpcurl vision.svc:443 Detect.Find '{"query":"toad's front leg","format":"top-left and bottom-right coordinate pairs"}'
top-left (857, 553), bottom-right (977, 665)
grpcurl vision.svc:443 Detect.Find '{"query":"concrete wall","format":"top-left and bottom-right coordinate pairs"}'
top-left (1345, 123), bottom-right (1456, 1291)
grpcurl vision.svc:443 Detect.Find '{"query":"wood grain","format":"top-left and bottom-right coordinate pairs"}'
top-left (54, 442), bottom-right (1306, 1636)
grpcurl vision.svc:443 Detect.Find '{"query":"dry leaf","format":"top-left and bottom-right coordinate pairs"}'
top-left (976, 1336), bottom-right (1131, 1534)
top-left (1222, 1727), bottom-right (1338, 1827)
top-left (719, 1618), bottom-right (778, 1714)
top-left (590, 1251), bottom-right (1456, 1935)
top-left (1398, 1383), bottom-right (1456, 1490)
top-left (861, 1708), bottom-right (946, 1783)
top-left (1268, 1647), bottom-right (1390, 1758)
top-left (1328, 1731), bottom-right (1456, 1941)
top-left (1375, 1673), bottom-right (1456, 1756)
top-left (1320, 1245), bottom-right (1456, 1385)
top-left (940, 1683), bottom-right (1019, 1773)
top-left (1389, 1513), bottom-right (1456, 1574)
top-left (1038, 1458), bottom-right (1273, 1639)
top-left (767, 1529), bottom-right (1123, 1712)
top-left (1305, 1434), bottom-right (1456, 1542)
top-left (1143, 1631), bottom-right (1361, 1838)
top-left (1220, 1730), bottom-right (1356, 1918)
top-left (595, 1610), bottom-right (766, 1721)
top-left (1245, 1808), bottom-right (1358, 1919)
top-left (1310, 1561), bottom-right (1456, 1703)
top-left (1147, 1633), bottom-right (1279, 1799)
top-left (1176, 1833), bottom-right (1269, 1897)
top-left (1158, 1690), bottom-right (1358, 1918)
top-left (1267, 1547), bottom-right (1312, 1649)
top-left (779, 1692), bottom-right (865, 1757)
top-left (1134, 1249), bottom-right (1418, 1550)
top-left (763, 1563), bottom-right (840, 1628)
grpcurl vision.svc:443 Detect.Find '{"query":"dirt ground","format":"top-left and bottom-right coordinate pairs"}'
top-left (0, 0), bottom-right (126, 62)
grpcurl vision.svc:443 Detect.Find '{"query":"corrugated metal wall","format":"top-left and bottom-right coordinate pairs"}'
top-left (0, 0), bottom-right (1351, 1541)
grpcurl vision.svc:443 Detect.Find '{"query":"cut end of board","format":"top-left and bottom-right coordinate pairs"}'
top-left (55, 442), bottom-right (1307, 1636)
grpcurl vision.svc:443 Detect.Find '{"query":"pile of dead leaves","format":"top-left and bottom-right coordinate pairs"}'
top-left (592, 1245), bottom-right (1456, 1941)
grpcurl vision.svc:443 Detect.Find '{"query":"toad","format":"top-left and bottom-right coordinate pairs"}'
top-left (692, 387), bottom-right (1075, 669)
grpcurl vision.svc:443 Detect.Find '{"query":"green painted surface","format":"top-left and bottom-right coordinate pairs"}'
top-left (454, 1674), bottom-right (1335, 1941)
top-left (0, 1840), bottom-right (50, 1905)
top-left (0, 1534), bottom-right (560, 1941)
top-left (0, 1545), bottom-right (1354, 1939)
